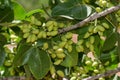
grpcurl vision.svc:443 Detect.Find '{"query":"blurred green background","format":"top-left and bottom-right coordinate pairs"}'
top-left (15, 0), bottom-right (49, 11)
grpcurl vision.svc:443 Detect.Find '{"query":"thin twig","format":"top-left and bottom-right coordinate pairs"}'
top-left (82, 67), bottom-right (120, 80)
top-left (58, 5), bottom-right (120, 34)
top-left (42, 5), bottom-right (51, 18)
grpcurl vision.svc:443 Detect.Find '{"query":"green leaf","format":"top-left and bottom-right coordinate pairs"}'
top-left (61, 46), bottom-right (78, 67)
top-left (106, 63), bottom-right (118, 70)
top-left (28, 47), bottom-right (51, 79)
top-left (0, 46), bottom-right (5, 66)
top-left (52, 3), bottom-right (92, 20)
top-left (71, 5), bottom-right (92, 19)
top-left (66, 0), bottom-right (82, 3)
top-left (26, 9), bottom-right (44, 17)
top-left (40, 0), bottom-right (49, 7)
top-left (37, 39), bottom-right (50, 47)
top-left (24, 65), bottom-right (32, 79)
top-left (100, 48), bottom-right (118, 63)
top-left (102, 32), bottom-right (117, 52)
top-left (52, 2), bottom-right (73, 16)
top-left (0, 0), bottom-right (14, 22)
top-left (0, 34), bottom-right (7, 46)
top-left (13, 41), bottom-right (32, 66)
top-left (12, 1), bottom-right (26, 20)
top-left (76, 25), bottom-right (89, 35)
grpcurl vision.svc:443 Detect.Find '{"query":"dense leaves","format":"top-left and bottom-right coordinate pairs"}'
top-left (0, 0), bottom-right (120, 80)
top-left (0, 0), bottom-right (14, 22)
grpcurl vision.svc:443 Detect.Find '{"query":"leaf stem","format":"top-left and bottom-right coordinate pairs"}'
top-left (42, 5), bottom-right (52, 18)
top-left (105, 17), bottom-right (116, 29)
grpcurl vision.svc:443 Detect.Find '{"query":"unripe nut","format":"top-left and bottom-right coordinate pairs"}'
top-left (95, 7), bottom-right (102, 12)
top-left (85, 60), bottom-right (92, 65)
top-left (43, 42), bottom-right (49, 50)
top-left (55, 48), bottom-right (64, 54)
top-left (56, 53), bottom-right (66, 58)
top-left (94, 69), bottom-right (99, 73)
top-left (54, 59), bottom-right (63, 65)
top-left (57, 70), bottom-right (64, 77)
top-left (92, 61), bottom-right (98, 67)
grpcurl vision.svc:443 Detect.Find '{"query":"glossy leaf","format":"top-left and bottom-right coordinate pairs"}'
top-left (52, 3), bottom-right (92, 20)
top-left (12, 1), bottom-right (26, 20)
top-left (102, 32), bottom-right (117, 52)
top-left (71, 5), bottom-right (92, 19)
top-left (0, 0), bottom-right (14, 22)
top-left (52, 2), bottom-right (73, 16)
top-left (61, 46), bottom-right (78, 67)
top-left (13, 41), bottom-right (32, 66)
top-left (0, 46), bottom-right (5, 66)
top-left (28, 47), bottom-right (51, 79)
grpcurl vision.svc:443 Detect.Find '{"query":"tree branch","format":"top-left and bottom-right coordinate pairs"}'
top-left (0, 76), bottom-right (34, 80)
top-left (58, 5), bottom-right (120, 34)
top-left (82, 67), bottom-right (120, 80)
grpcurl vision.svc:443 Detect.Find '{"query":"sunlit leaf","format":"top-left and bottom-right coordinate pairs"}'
top-left (26, 9), bottom-right (44, 17)
top-left (12, 1), bottom-right (26, 20)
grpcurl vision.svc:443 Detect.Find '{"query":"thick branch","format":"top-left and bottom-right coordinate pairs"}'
top-left (82, 67), bottom-right (120, 80)
top-left (58, 5), bottom-right (120, 34)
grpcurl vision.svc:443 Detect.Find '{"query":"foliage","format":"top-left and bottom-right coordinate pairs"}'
top-left (0, 0), bottom-right (120, 80)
